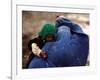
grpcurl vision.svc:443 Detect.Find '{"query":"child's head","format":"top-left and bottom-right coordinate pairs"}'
top-left (38, 23), bottom-right (56, 42)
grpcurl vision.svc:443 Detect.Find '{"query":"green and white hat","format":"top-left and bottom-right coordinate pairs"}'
top-left (38, 23), bottom-right (56, 39)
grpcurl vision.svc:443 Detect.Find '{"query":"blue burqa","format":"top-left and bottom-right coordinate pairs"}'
top-left (28, 17), bottom-right (89, 68)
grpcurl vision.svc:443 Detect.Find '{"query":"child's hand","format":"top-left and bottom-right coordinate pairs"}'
top-left (31, 43), bottom-right (48, 59)
top-left (31, 43), bottom-right (42, 56)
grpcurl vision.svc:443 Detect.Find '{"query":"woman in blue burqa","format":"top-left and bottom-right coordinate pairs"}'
top-left (28, 16), bottom-right (89, 68)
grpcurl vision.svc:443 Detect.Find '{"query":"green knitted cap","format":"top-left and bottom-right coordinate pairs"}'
top-left (38, 23), bottom-right (56, 39)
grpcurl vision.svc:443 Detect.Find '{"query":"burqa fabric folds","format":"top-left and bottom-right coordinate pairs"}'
top-left (28, 17), bottom-right (89, 68)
